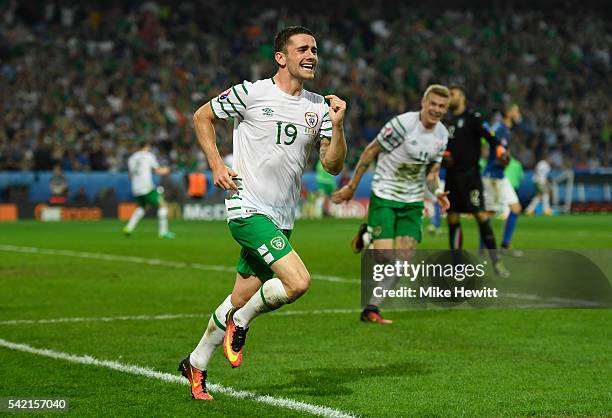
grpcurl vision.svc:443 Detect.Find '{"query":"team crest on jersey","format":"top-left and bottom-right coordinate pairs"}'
top-left (262, 108), bottom-right (274, 117)
top-left (305, 112), bottom-right (318, 128)
top-left (270, 236), bottom-right (286, 251)
top-left (457, 119), bottom-right (464, 128)
top-left (219, 89), bottom-right (231, 100)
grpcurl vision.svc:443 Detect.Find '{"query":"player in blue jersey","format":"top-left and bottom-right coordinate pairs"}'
top-left (482, 104), bottom-right (522, 254)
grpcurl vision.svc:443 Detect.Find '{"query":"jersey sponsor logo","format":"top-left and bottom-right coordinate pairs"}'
top-left (448, 126), bottom-right (455, 138)
top-left (304, 112), bottom-right (319, 128)
top-left (409, 140), bottom-right (417, 145)
top-left (262, 107), bottom-right (274, 117)
top-left (270, 236), bottom-right (286, 251)
top-left (219, 89), bottom-right (231, 100)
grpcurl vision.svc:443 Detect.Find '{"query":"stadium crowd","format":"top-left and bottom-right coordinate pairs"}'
top-left (1, 1), bottom-right (610, 173)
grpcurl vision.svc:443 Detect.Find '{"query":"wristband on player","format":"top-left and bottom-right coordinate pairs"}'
top-left (434, 188), bottom-right (444, 197)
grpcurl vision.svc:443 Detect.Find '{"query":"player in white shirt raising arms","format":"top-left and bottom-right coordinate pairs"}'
top-left (332, 85), bottom-right (451, 324)
top-left (526, 154), bottom-right (553, 215)
top-left (179, 26), bottom-right (347, 401)
top-left (123, 142), bottom-right (174, 239)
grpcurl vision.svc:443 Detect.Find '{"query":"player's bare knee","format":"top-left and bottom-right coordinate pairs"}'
top-left (230, 293), bottom-right (250, 308)
top-left (283, 270), bottom-right (311, 301)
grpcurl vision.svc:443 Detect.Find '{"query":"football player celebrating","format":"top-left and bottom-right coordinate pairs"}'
top-left (179, 26), bottom-right (347, 400)
top-left (333, 85), bottom-right (451, 324)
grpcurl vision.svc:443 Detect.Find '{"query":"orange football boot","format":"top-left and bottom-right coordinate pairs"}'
top-left (178, 356), bottom-right (213, 400)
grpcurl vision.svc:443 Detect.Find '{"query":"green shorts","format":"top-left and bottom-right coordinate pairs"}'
top-left (135, 189), bottom-right (161, 208)
top-left (228, 214), bottom-right (293, 281)
top-left (367, 192), bottom-right (424, 242)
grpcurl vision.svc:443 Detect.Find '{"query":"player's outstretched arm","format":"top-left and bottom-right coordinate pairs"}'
top-left (154, 166), bottom-right (171, 176)
top-left (193, 103), bottom-right (238, 191)
top-left (426, 162), bottom-right (450, 210)
top-left (331, 139), bottom-right (382, 203)
top-left (320, 95), bottom-right (347, 175)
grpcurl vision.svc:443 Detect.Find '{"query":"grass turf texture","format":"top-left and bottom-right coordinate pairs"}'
top-left (0, 215), bottom-right (611, 417)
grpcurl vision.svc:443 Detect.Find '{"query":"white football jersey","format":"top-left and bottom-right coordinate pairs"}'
top-left (372, 111), bottom-right (448, 203)
top-left (533, 159), bottom-right (551, 185)
top-left (128, 150), bottom-right (159, 197)
top-left (210, 78), bottom-right (332, 229)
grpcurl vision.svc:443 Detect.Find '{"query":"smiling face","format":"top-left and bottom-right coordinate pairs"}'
top-left (275, 33), bottom-right (318, 81)
top-left (421, 92), bottom-right (450, 129)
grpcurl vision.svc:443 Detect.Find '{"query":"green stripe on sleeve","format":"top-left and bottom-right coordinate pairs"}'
top-left (209, 100), bottom-right (220, 118)
top-left (241, 81), bottom-right (249, 94)
top-left (226, 97), bottom-right (244, 119)
top-left (376, 137), bottom-right (393, 152)
top-left (320, 127), bottom-right (333, 131)
top-left (217, 98), bottom-right (232, 118)
top-left (232, 86), bottom-right (247, 108)
top-left (394, 117), bottom-right (408, 134)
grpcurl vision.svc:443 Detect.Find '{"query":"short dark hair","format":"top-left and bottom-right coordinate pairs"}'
top-left (448, 83), bottom-right (466, 96)
top-left (274, 26), bottom-right (315, 53)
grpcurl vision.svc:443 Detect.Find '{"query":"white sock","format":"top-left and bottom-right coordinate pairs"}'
top-left (158, 207), bottom-right (168, 235)
top-left (190, 295), bottom-right (233, 371)
top-left (126, 207), bottom-right (145, 231)
top-left (233, 278), bottom-right (289, 328)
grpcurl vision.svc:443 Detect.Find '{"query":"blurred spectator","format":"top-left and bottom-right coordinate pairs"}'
top-left (94, 187), bottom-right (118, 205)
top-left (0, 1), bottom-right (609, 173)
top-left (72, 186), bottom-right (90, 205)
top-left (49, 164), bottom-right (68, 205)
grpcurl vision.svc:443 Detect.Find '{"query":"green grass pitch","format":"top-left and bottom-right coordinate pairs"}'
top-left (1, 215), bottom-right (611, 417)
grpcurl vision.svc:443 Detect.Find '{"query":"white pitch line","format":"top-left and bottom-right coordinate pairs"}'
top-left (0, 244), bottom-right (358, 284)
top-left (0, 245), bottom-right (601, 306)
top-left (0, 308), bottom-right (362, 326)
top-left (0, 338), bottom-right (356, 418)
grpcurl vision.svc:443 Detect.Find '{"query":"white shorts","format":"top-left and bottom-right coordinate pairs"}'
top-left (483, 177), bottom-right (519, 212)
